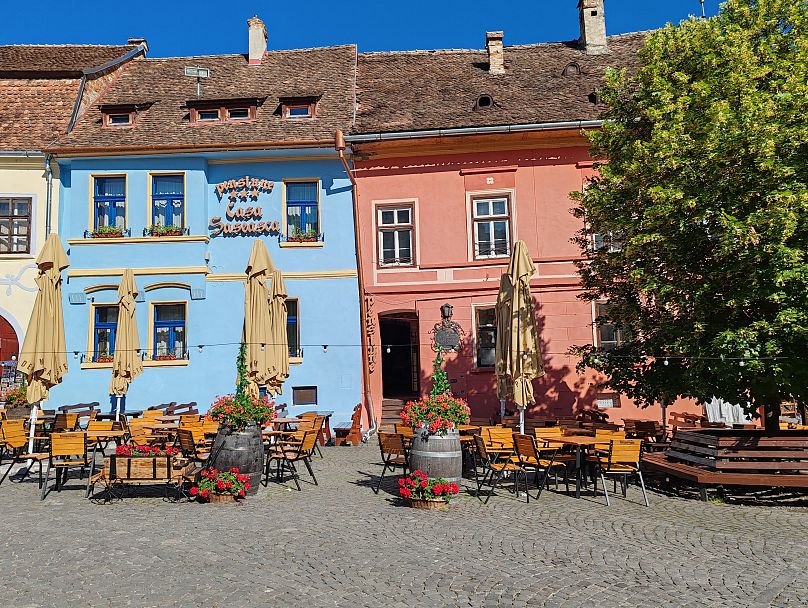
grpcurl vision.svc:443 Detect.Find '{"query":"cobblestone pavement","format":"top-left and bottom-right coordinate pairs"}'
top-left (1, 443), bottom-right (807, 608)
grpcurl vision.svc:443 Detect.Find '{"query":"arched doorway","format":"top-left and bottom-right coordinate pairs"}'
top-left (0, 315), bottom-right (19, 361)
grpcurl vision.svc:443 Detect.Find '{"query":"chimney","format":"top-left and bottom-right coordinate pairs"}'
top-left (486, 31), bottom-right (505, 75)
top-left (248, 16), bottom-right (267, 65)
top-left (579, 0), bottom-right (608, 55)
top-left (127, 37), bottom-right (148, 52)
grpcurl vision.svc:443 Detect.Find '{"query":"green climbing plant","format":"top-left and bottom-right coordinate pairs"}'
top-left (430, 347), bottom-right (452, 397)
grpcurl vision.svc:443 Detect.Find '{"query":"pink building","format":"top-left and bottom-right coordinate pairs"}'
top-left (349, 4), bottom-right (702, 427)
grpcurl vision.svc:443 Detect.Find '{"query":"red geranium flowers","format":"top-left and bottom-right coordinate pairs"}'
top-left (190, 467), bottom-right (251, 502)
top-left (115, 445), bottom-right (179, 458)
top-left (398, 470), bottom-right (460, 503)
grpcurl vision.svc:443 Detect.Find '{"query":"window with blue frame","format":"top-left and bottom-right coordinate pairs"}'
top-left (94, 306), bottom-right (118, 361)
top-left (93, 176), bottom-right (126, 230)
top-left (153, 304), bottom-right (186, 359)
top-left (285, 181), bottom-right (319, 240)
top-left (286, 298), bottom-right (299, 357)
top-left (151, 174), bottom-right (185, 229)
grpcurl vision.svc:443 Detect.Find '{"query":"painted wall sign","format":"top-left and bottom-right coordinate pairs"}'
top-left (210, 175), bottom-right (279, 237)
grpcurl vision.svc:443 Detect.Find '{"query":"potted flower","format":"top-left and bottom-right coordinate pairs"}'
top-left (92, 225), bottom-right (125, 238)
top-left (95, 355), bottom-right (114, 363)
top-left (190, 467), bottom-right (251, 503)
top-left (206, 343), bottom-right (276, 494)
top-left (113, 444), bottom-right (181, 479)
top-left (287, 227), bottom-right (319, 243)
top-left (154, 354), bottom-right (178, 361)
top-left (1, 384), bottom-right (28, 409)
top-left (398, 470), bottom-right (460, 510)
top-left (147, 225), bottom-right (184, 237)
top-left (400, 349), bottom-right (470, 482)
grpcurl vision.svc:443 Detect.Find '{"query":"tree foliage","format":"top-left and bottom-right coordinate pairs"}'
top-left (571, 0), bottom-right (808, 428)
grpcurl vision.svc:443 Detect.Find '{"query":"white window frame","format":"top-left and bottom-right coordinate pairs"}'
top-left (377, 206), bottom-right (414, 267)
top-left (594, 302), bottom-right (624, 351)
top-left (471, 196), bottom-right (511, 260)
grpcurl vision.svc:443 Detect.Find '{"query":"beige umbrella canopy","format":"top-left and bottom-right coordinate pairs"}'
top-left (244, 240), bottom-right (289, 398)
top-left (109, 269), bottom-right (143, 414)
top-left (18, 233), bottom-right (69, 405)
top-left (495, 240), bottom-right (544, 432)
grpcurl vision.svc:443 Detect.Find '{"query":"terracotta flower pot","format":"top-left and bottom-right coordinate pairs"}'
top-left (409, 498), bottom-right (448, 511)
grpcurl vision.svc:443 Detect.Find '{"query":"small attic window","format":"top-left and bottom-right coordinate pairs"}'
top-left (188, 98), bottom-right (263, 124)
top-left (105, 113), bottom-right (132, 126)
top-left (475, 94), bottom-right (494, 110)
top-left (283, 103), bottom-right (314, 119)
top-left (562, 62), bottom-right (581, 77)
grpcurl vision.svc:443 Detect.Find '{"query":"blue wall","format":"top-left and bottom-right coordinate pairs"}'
top-left (53, 149), bottom-right (362, 422)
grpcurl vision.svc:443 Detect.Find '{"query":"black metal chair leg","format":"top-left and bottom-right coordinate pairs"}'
top-left (374, 460), bottom-right (388, 494)
top-left (484, 470), bottom-right (505, 504)
top-left (40, 461), bottom-right (51, 501)
top-left (0, 454), bottom-right (19, 486)
top-left (303, 457), bottom-right (317, 485)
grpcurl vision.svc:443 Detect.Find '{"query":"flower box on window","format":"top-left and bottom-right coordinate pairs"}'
top-left (95, 356), bottom-right (114, 363)
top-left (91, 227), bottom-right (125, 238)
top-left (154, 354), bottom-right (177, 361)
top-left (146, 225), bottom-right (185, 237)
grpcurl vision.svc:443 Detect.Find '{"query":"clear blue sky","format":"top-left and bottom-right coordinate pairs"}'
top-left (4, 1), bottom-right (721, 56)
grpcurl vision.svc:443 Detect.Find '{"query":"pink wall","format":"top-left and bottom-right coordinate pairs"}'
top-left (354, 142), bottom-right (702, 426)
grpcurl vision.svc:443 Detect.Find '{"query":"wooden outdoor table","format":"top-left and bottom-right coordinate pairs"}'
top-left (556, 435), bottom-right (599, 498)
top-left (457, 425), bottom-right (481, 434)
top-left (156, 415), bottom-right (182, 422)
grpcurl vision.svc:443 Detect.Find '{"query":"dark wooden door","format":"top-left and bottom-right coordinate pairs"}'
top-left (0, 315), bottom-right (19, 361)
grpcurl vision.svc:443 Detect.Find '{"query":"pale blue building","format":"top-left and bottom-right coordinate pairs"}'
top-left (48, 32), bottom-right (363, 421)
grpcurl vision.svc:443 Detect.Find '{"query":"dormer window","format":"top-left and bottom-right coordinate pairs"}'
top-left (100, 103), bottom-right (149, 128)
top-left (187, 98), bottom-right (263, 124)
top-left (227, 108), bottom-right (250, 120)
top-left (474, 94), bottom-right (494, 110)
top-left (197, 109), bottom-right (220, 122)
top-left (107, 113), bottom-right (132, 126)
top-left (279, 96), bottom-right (319, 119)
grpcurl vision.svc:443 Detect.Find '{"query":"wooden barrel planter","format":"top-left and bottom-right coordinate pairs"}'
top-left (209, 424), bottom-right (263, 495)
top-left (409, 429), bottom-right (462, 483)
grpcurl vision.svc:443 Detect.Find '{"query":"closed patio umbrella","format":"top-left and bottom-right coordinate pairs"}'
top-left (244, 240), bottom-right (288, 398)
top-left (109, 269), bottom-right (143, 421)
top-left (495, 240), bottom-right (544, 434)
top-left (17, 233), bottom-right (70, 457)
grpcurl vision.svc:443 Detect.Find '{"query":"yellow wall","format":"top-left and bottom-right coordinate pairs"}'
top-left (0, 155), bottom-right (59, 345)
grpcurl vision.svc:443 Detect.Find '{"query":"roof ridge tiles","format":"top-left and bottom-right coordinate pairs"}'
top-left (146, 44), bottom-right (357, 61)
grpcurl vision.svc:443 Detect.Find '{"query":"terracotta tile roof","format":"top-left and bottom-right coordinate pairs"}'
top-left (0, 44), bottom-right (138, 77)
top-left (353, 32), bottom-right (647, 134)
top-left (0, 44), bottom-right (140, 151)
top-left (51, 45), bottom-right (358, 153)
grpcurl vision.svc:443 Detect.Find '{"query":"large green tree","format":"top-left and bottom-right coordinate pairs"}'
top-left (572, 0), bottom-right (807, 431)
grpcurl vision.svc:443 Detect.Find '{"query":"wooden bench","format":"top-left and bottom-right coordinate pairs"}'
top-left (164, 402), bottom-right (198, 416)
top-left (643, 429), bottom-right (808, 500)
top-left (334, 404), bottom-right (362, 446)
top-left (59, 402), bottom-right (100, 417)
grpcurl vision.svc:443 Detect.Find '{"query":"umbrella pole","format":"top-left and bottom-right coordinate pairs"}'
top-left (519, 407), bottom-right (525, 435)
top-left (20, 402), bottom-right (40, 478)
top-left (499, 398), bottom-right (506, 420)
top-left (115, 395), bottom-right (121, 423)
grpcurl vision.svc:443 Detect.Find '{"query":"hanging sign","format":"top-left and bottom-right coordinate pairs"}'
top-left (209, 175), bottom-right (279, 237)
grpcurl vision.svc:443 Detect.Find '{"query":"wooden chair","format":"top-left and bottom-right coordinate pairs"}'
top-left (482, 427), bottom-right (514, 460)
top-left (141, 409), bottom-right (165, 421)
top-left (334, 404), bottom-right (362, 446)
top-left (374, 431), bottom-right (409, 494)
top-left (472, 434), bottom-right (525, 504)
top-left (511, 434), bottom-right (567, 500)
top-left (265, 429), bottom-right (319, 490)
top-left (53, 413), bottom-right (80, 433)
top-left (0, 423), bottom-right (48, 487)
top-left (202, 417), bottom-right (220, 438)
top-left (591, 439), bottom-right (649, 507)
top-left (176, 428), bottom-right (210, 467)
top-left (40, 432), bottom-right (92, 500)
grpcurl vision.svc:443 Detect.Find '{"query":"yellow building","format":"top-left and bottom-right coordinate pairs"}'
top-left (0, 42), bottom-right (145, 364)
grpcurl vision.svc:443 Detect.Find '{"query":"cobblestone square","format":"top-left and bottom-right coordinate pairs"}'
top-left (0, 443), bottom-right (806, 607)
